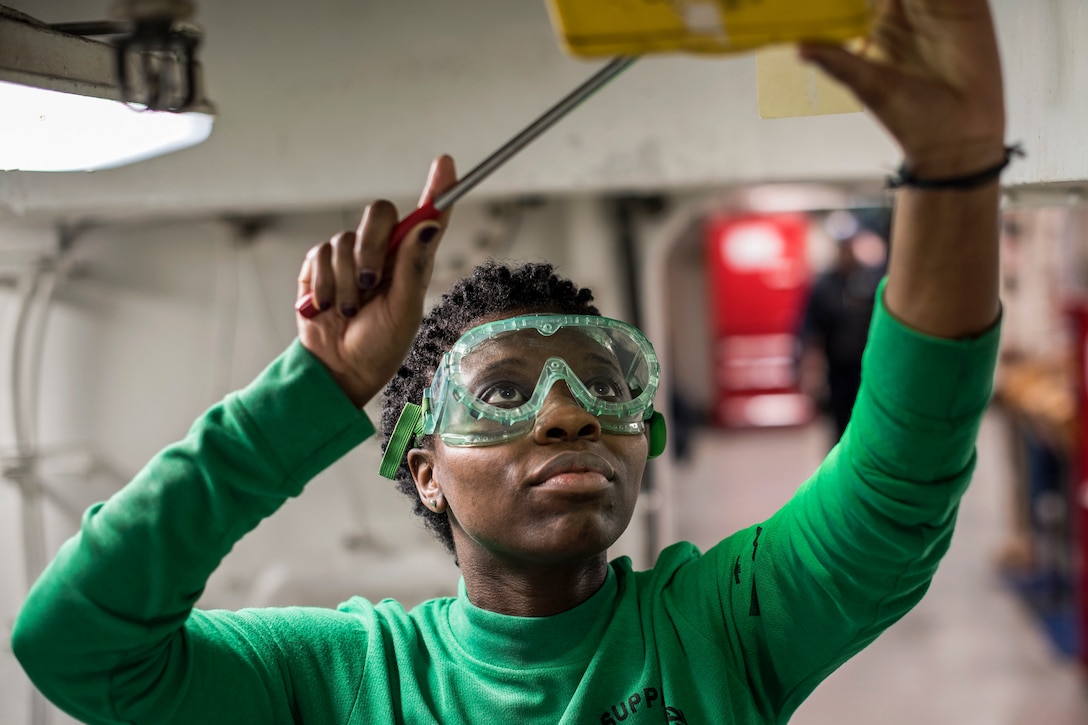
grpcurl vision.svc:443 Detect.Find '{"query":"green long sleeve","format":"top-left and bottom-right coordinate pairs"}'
top-left (12, 340), bottom-right (374, 724)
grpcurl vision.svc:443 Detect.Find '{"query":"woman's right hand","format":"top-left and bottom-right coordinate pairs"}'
top-left (296, 155), bottom-right (457, 407)
top-left (800, 0), bottom-right (1006, 178)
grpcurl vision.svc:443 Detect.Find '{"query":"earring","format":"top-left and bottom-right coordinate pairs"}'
top-left (430, 499), bottom-right (438, 510)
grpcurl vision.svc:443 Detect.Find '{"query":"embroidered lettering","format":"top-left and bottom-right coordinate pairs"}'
top-left (665, 705), bottom-right (689, 723)
top-left (599, 687), bottom-right (661, 723)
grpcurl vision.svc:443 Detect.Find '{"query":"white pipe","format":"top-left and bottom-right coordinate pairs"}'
top-left (9, 270), bottom-right (41, 450)
top-left (5, 266), bottom-right (48, 725)
top-left (13, 264), bottom-right (58, 454)
top-left (5, 248), bottom-right (71, 725)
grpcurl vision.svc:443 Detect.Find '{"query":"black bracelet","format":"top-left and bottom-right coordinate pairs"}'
top-left (886, 144), bottom-right (1024, 190)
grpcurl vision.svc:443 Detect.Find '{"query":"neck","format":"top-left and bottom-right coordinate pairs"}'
top-left (458, 552), bottom-right (610, 617)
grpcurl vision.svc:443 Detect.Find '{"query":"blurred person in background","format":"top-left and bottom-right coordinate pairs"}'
top-left (797, 210), bottom-right (888, 445)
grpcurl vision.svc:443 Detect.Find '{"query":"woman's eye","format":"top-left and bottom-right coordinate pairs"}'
top-left (480, 383), bottom-right (529, 408)
top-left (588, 378), bottom-right (625, 400)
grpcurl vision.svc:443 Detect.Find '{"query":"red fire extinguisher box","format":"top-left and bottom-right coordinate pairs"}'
top-left (705, 212), bottom-right (813, 429)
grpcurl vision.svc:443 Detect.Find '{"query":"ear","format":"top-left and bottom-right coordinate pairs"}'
top-left (408, 447), bottom-right (445, 513)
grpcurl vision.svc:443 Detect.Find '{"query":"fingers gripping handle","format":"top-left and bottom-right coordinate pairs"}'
top-left (389, 200), bottom-right (443, 250)
top-left (295, 200), bottom-right (442, 319)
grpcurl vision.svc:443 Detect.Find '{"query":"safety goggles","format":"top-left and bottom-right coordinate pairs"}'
top-left (380, 314), bottom-right (662, 478)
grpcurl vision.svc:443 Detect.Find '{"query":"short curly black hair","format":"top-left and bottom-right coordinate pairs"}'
top-left (380, 260), bottom-right (599, 556)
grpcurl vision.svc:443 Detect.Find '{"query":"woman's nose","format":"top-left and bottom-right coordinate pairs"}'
top-left (532, 383), bottom-right (602, 444)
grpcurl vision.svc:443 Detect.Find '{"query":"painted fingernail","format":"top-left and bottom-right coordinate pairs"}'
top-left (341, 304), bottom-right (358, 318)
top-left (418, 226), bottom-right (439, 245)
top-left (319, 299), bottom-right (332, 311)
top-left (358, 270), bottom-right (377, 290)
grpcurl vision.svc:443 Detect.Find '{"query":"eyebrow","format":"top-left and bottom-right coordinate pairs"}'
top-left (464, 347), bottom-right (625, 380)
top-left (580, 350), bottom-right (626, 373)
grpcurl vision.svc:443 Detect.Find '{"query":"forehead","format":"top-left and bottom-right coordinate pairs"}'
top-left (462, 326), bottom-right (616, 364)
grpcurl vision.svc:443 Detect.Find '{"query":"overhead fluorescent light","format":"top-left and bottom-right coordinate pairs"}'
top-left (0, 81), bottom-right (214, 172)
top-left (0, 7), bottom-right (216, 172)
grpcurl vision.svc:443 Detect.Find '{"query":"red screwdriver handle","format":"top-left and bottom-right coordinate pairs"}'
top-left (295, 200), bottom-right (442, 319)
top-left (388, 199), bottom-right (441, 252)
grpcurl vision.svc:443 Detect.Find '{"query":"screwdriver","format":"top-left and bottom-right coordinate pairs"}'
top-left (296, 55), bottom-right (637, 318)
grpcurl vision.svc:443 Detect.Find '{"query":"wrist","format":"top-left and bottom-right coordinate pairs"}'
top-left (888, 144), bottom-right (1022, 192)
top-left (328, 368), bottom-right (379, 409)
top-left (901, 138), bottom-right (1008, 179)
top-left (298, 333), bottom-right (386, 408)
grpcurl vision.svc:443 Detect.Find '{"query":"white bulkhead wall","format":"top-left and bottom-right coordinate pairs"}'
top-left (2, 0), bottom-right (1084, 219)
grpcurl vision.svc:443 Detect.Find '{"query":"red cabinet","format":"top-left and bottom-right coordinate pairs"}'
top-left (706, 212), bottom-right (813, 428)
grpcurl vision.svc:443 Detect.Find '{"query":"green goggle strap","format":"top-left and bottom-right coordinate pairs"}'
top-left (379, 402), bottom-right (424, 479)
top-left (647, 410), bottom-right (667, 459)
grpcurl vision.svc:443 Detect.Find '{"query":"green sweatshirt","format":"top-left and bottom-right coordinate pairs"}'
top-left (12, 290), bottom-right (999, 725)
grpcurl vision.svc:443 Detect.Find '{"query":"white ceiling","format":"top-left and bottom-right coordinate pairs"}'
top-left (1, 0), bottom-right (1085, 223)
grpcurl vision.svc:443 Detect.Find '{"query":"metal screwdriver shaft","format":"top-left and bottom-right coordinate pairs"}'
top-left (432, 55), bottom-right (638, 210)
top-left (298, 55), bottom-right (637, 318)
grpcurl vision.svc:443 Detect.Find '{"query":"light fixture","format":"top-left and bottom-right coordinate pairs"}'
top-left (0, 4), bottom-right (215, 172)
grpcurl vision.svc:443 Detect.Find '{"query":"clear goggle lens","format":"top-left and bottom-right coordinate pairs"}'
top-left (422, 314), bottom-right (660, 447)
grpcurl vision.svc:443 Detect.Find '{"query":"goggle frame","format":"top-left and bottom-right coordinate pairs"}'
top-left (422, 314), bottom-right (660, 447)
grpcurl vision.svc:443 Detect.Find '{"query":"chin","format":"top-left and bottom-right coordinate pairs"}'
top-left (535, 517), bottom-right (628, 561)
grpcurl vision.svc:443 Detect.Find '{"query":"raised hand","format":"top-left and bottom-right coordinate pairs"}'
top-left (296, 156), bottom-right (457, 407)
top-left (800, 0), bottom-right (1006, 177)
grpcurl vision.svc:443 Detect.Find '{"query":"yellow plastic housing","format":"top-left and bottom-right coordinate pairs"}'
top-left (545, 0), bottom-right (872, 58)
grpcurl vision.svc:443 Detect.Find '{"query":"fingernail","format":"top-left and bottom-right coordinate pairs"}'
top-left (341, 304), bottom-right (358, 318)
top-left (319, 299), bottom-right (332, 311)
top-left (358, 270), bottom-right (377, 290)
top-left (418, 226), bottom-right (439, 245)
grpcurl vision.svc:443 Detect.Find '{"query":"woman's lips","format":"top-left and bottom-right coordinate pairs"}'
top-left (528, 452), bottom-right (615, 493)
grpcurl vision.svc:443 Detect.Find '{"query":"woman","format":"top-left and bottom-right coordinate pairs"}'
top-left (14, 1), bottom-right (1011, 722)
